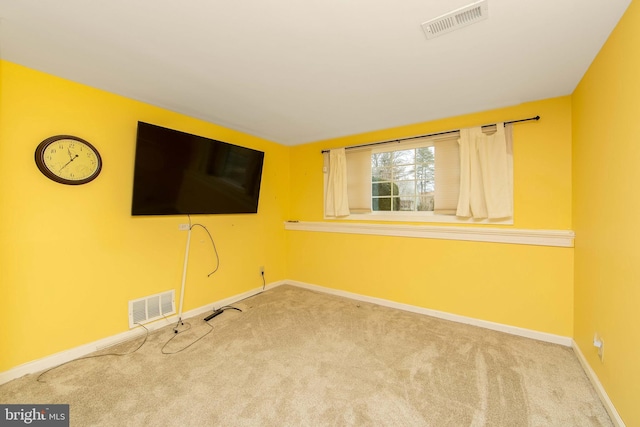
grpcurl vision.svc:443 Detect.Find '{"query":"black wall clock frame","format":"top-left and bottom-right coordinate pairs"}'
top-left (34, 135), bottom-right (102, 185)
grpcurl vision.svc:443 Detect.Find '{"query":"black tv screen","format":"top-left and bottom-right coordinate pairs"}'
top-left (131, 122), bottom-right (265, 216)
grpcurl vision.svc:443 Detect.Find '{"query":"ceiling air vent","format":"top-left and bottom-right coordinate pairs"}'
top-left (421, 0), bottom-right (488, 40)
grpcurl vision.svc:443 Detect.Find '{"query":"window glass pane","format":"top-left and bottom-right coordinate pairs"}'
top-left (373, 197), bottom-right (394, 211)
top-left (416, 146), bottom-right (435, 163)
top-left (395, 181), bottom-right (416, 196)
top-left (372, 167), bottom-right (392, 181)
top-left (416, 164), bottom-right (435, 181)
top-left (393, 165), bottom-right (415, 180)
top-left (417, 178), bottom-right (435, 193)
top-left (372, 182), bottom-right (393, 197)
top-left (372, 152), bottom-right (393, 168)
top-left (417, 195), bottom-right (435, 211)
top-left (393, 150), bottom-right (414, 165)
top-left (398, 197), bottom-right (416, 211)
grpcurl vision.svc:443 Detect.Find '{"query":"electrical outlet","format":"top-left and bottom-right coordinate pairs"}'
top-left (593, 333), bottom-right (604, 362)
top-left (598, 338), bottom-right (604, 362)
top-left (178, 224), bottom-right (190, 231)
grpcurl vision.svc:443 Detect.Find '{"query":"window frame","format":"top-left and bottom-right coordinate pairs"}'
top-left (370, 140), bottom-right (436, 214)
top-left (322, 133), bottom-right (514, 225)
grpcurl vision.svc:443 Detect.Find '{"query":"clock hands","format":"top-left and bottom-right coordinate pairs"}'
top-left (36, 135), bottom-right (101, 184)
top-left (59, 154), bottom-right (79, 172)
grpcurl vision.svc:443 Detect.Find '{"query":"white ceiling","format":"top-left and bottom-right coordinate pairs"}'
top-left (0, 0), bottom-right (631, 145)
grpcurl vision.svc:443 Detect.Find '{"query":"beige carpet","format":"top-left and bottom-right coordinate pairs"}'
top-left (0, 285), bottom-right (612, 426)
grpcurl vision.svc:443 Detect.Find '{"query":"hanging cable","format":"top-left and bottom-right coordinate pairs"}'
top-left (190, 223), bottom-right (220, 277)
top-left (185, 215), bottom-right (220, 277)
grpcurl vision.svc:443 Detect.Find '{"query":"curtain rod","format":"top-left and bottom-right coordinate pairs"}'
top-left (320, 115), bottom-right (540, 154)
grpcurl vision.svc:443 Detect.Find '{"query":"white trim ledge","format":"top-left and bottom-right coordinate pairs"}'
top-left (285, 221), bottom-right (574, 247)
top-left (572, 341), bottom-right (626, 427)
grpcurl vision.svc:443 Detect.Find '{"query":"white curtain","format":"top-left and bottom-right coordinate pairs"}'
top-left (433, 136), bottom-right (461, 215)
top-left (325, 148), bottom-right (351, 217)
top-left (345, 148), bottom-right (372, 213)
top-left (456, 123), bottom-right (513, 219)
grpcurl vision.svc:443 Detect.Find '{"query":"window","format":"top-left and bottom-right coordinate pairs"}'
top-left (371, 146), bottom-right (435, 212)
top-left (330, 135), bottom-right (461, 218)
top-left (324, 125), bottom-right (513, 223)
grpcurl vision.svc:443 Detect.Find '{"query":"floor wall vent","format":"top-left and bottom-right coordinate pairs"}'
top-left (128, 290), bottom-right (175, 329)
top-left (421, 0), bottom-right (488, 40)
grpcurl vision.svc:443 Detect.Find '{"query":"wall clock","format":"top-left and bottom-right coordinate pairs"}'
top-left (34, 135), bottom-right (102, 185)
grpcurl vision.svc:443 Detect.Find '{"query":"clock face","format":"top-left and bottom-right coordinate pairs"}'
top-left (35, 135), bottom-right (102, 185)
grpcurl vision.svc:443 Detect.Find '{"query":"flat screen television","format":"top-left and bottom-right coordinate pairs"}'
top-left (131, 122), bottom-right (265, 216)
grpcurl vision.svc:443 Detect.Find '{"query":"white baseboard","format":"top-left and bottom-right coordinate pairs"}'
top-left (281, 280), bottom-right (573, 346)
top-left (278, 281), bottom-right (628, 423)
top-left (572, 341), bottom-right (625, 427)
top-left (0, 279), bottom-right (576, 386)
top-left (0, 286), bottom-right (267, 386)
top-left (3, 279), bottom-right (620, 425)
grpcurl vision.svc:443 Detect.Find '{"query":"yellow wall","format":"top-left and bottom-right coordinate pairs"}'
top-left (0, 61), bottom-right (290, 371)
top-left (3, 11), bottom-right (636, 419)
top-left (0, 62), bottom-right (576, 372)
top-left (572, 1), bottom-right (640, 424)
top-left (288, 97), bottom-right (575, 336)
top-left (3, 6), bottom-right (637, 418)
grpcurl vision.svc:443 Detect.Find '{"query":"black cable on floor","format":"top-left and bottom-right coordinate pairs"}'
top-left (37, 323), bottom-right (149, 383)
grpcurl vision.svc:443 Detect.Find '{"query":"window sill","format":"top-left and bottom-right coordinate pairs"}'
top-left (285, 221), bottom-right (574, 247)
top-left (325, 211), bottom-right (514, 225)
